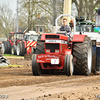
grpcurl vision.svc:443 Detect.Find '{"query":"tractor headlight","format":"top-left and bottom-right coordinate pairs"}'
top-left (46, 49), bottom-right (50, 52)
top-left (55, 50), bottom-right (59, 53)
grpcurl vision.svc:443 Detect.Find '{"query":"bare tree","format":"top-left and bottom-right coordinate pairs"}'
top-left (72, 0), bottom-right (100, 21)
top-left (19, 0), bottom-right (52, 31)
top-left (0, 3), bottom-right (15, 38)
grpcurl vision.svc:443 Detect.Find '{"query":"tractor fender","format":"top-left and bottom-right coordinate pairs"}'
top-left (7, 40), bottom-right (14, 46)
top-left (41, 34), bottom-right (46, 41)
top-left (72, 35), bottom-right (86, 42)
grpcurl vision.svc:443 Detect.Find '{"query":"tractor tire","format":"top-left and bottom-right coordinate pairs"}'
top-left (0, 45), bottom-right (3, 57)
top-left (73, 36), bottom-right (92, 75)
top-left (21, 42), bottom-right (26, 56)
top-left (11, 45), bottom-right (17, 55)
top-left (2, 41), bottom-right (8, 54)
top-left (2, 41), bottom-right (6, 54)
top-left (36, 35), bottom-right (45, 54)
top-left (17, 42), bottom-right (22, 56)
top-left (64, 55), bottom-right (74, 76)
top-left (32, 54), bottom-right (41, 76)
top-left (6, 41), bottom-right (11, 54)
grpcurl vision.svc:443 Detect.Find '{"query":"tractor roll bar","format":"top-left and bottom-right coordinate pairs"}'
top-left (55, 14), bottom-right (76, 36)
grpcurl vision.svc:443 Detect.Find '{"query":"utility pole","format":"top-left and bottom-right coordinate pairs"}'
top-left (16, 0), bottom-right (19, 32)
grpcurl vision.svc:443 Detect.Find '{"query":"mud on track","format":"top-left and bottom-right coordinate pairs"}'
top-left (0, 58), bottom-right (100, 100)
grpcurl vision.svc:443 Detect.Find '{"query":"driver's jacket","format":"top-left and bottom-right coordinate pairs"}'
top-left (60, 24), bottom-right (71, 33)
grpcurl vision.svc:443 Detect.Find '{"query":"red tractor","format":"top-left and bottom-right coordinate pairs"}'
top-left (32, 14), bottom-right (93, 76)
top-left (2, 32), bottom-right (24, 55)
top-left (16, 31), bottom-right (39, 56)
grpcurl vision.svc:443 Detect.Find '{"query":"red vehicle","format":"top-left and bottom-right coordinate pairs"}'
top-left (32, 14), bottom-right (93, 76)
top-left (2, 32), bottom-right (24, 55)
top-left (16, 31), bottom-right (39, 56)
top-left (2, 31), bottom-right (39, 57)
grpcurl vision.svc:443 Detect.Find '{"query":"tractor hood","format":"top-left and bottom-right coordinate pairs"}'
top-left (41, 34), bottom-right (68, 41)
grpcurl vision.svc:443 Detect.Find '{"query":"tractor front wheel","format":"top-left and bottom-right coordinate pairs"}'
top-left (32, 54), bottom-right (41, 76)
top-left (64, 54), bottom-right (74, 76)
top-left (17, 42), bottom-right (22, 56)
top-left (2, 42), bottom-right (5, 54)
top-left (11, 45), bottom-right (17, 55)
top-left (2, 41), bottom-right (7, 54)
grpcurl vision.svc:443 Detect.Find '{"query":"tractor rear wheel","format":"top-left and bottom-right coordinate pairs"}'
top-left (32, 54), bottom-right (41, 76)
top-left (17, 42), bottom-right (22, 56)
top-left (6, 41), bottom-right (11, 54)
top-left (11, 45), bottom-right (17, 55)
top-left (73, 36), bottom-right (92, 75)
top-left (36, 35), bottom-right (45, 54)
top-left (64, 55), bottom-right (74, 76)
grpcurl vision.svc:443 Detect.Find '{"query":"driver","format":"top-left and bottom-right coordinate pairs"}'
top-left (60, 18), bottom-right (71, 35)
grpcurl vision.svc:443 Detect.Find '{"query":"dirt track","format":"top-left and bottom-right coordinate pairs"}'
top-left (0, 58), bottom-right (100, 100)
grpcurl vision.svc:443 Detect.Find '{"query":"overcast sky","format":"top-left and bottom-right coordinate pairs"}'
top-left (0, 0), bottom-right (17, 13)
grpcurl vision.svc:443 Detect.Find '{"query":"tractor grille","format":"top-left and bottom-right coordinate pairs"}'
top-left (46, 43), bottom-right (59, 52)
top-left (46, 35), bottom-right (59, 39)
